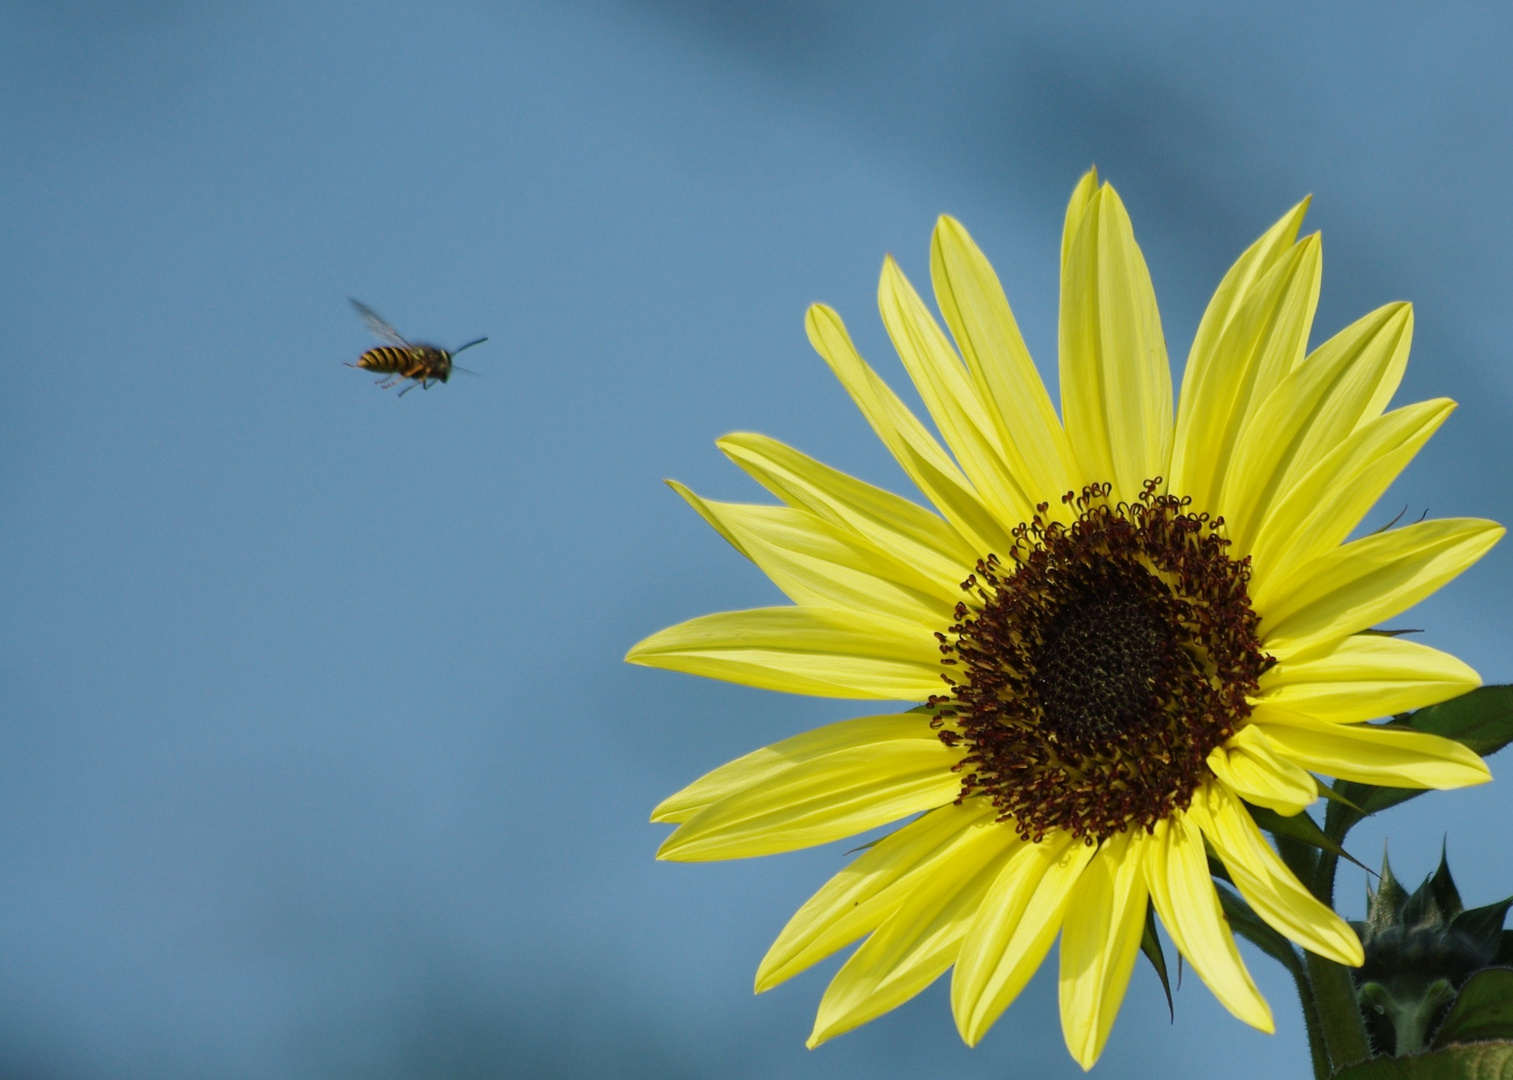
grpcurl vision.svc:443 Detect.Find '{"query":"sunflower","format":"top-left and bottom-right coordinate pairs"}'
top-left (627, 170), bottom-right (1502, 1069)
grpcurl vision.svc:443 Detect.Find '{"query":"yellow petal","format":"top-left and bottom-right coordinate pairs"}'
top-left (1170, 212), bottom-right (1317, 511)
top-left (879, 256), bottom-right (1037, 527)
top-left (656, 726), bottom-right (963, 862)
top-left (717, 432), bottom-right (978, 587)
top-left (951, 832), bottom-right (1092, 1046)
top-left (1249, 399), bottom-right (1455, 601)
top-left (1059, 829), bottom-right (1150, 1070)
top-left (625, 606), bottom-right (944, 700)
top-left (1260, 518), bottom-right (1504, 663)
top-left (806, 304), bottom-right (1015, 555)
top-left (1175, 197), bottom-right (1310, 391)
top-left (1190, 782), bottom-right (1363, 966)
top-left (931, 214), bottom-right (1080, 511)
top-left (1061, 168), bottom-right (1100, 275)
top-left (1221, 303), bottom-right (1413, 556)
top-left (1059, 182), bottom-right (1172, 503)
top-left (652, 711), bottom-right (941, 824)
top-left (808, 818), bottom-right (1022, 1046)
top-left (1251, 702), bottom-right (1491, 791)
top-left (667, 482), bottom-right (957, 625)
top-left (1307, 302), bottom-right (1411, 435)
top-left (757, 800), bottom-right (999, 991)
top-left (1256, 634), bottom-right (1480, 724)
top-left (1206, 725), bottom-right (1319, 815)
top-left (1144, 813), bottom-right (1273, 1032)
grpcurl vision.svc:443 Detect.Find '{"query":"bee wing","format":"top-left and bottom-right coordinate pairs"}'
top-left (349, 298), bottom-right (411, 347)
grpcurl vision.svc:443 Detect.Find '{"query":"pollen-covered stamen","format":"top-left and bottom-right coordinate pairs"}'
top-left (933, 481), bottom-right (1273, 843)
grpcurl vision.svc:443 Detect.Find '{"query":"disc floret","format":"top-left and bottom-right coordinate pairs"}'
top-left (933, 481), bottom-right (1274, 842)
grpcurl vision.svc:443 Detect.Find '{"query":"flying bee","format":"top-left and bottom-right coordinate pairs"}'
top-left (346, 298), bottom-right (487, 397)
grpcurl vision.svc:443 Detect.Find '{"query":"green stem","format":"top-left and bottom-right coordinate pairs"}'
top-left (1307, 827), bottom-right (1373, 1070)
top-left (1315, 849), bottom-right (1341, 910)
top-left (1275, 831), bottom-right (1371, 1073)
top-left (1307, 952), bottom-right (1372, 1072)
top-left (1288, 955), bottom-right (1331, 1080)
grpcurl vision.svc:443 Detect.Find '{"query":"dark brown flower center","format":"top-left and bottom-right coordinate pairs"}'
top-left (931, 481), bottom-right (1273, 843)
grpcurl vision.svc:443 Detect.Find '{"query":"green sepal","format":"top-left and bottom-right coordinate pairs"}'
top-left (1364, 506), bottom-right (1419, 537)
top-left (1496, 932), bottom-right (1513, 968)
top-left (842, 817), bottom-right (913, 857)
top-left (1327, 686), bottom-right (1513, 845)
top-left (1331, 1041), bottom-right (1513, 1079)
top-left (1139, 903), bottom-right (1174, 1021)
top-left (1315, 780), bottom-right (1365, 813)
top-left (1409, 850), bottom-right (1465, 926)
top-left (1352, 849), bottom-right (1513, 1056)
top-left (1247, 802), bottom-right (1368, 873)
top-left (1362, 855), bottom-right (1413, 938)
top-left (1453, 896), bottom-right (1513, 965)
top-left (1432, 969), bottom-right (1513, 1049)
top-left (1357, 977), bottom-right (1458, 1057)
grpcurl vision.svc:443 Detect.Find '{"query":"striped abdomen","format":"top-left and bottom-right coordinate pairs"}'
top-left (355, 345), bottom-right (451, 383)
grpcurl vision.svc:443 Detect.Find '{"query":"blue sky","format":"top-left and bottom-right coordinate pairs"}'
top-left (2, 2), bottom-right (1512, 1077)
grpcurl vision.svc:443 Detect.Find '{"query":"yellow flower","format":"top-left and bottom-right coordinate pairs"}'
top-left (627, 170), bottom-right (1502, 1069)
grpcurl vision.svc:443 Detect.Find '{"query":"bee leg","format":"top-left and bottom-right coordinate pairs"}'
top-left (396, 380), bottom-right (418, 398)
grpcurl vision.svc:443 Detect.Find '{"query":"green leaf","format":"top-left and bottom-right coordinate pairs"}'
top-left (1329, 781), bottom-right (1422, 834)
top-left (1316, 781), bottom-right (1365, 813)
top-left (1332, 1041), bottom-right (1513, 1079)
top-left (1433, 969), bottom-right (1513, 1049)
top-left (1326, 687), bottom-right (1513, 845)
top-left (1140, 903), bottom-right (1174, 1021)
top-left (1408, 686), bottom-right (1513, 757)
top-left (1248, 802), bottom-right (1368, 873)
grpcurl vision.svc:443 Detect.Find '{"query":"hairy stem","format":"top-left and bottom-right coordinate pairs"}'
top-left (1288, 957), bottom-right (1331, 1080)
top-left (1307, 952), bottom-right (1372, 1071)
